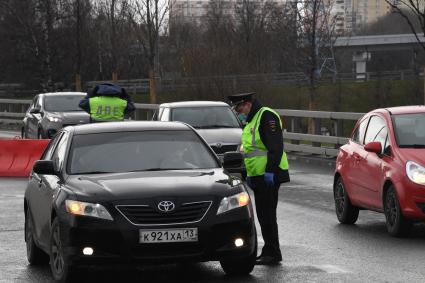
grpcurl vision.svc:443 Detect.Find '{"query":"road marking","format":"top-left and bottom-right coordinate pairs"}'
top-left (313, 264), bottom-right (350, 274)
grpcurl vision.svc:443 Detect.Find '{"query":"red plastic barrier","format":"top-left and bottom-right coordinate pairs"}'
top-left (0, 139), bottom-right (50, 177)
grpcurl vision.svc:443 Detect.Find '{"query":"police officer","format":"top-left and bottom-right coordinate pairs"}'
top-left (79, 83), bottom-right (135, 122)
top-left (228, 92), bottom-right (290, 265)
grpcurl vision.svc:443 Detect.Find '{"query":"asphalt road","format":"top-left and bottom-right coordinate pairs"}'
top-left (1, 159), bottom-right (425, 283)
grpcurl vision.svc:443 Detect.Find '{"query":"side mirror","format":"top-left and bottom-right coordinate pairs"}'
top-left (364, 141), bottom-right (382, 155)
top-left (30, 108), bottom-right (41, 114)
top-left (223, 152), bottom-right (244, 173)
top-left (33, 160), bottom-right (57, 175)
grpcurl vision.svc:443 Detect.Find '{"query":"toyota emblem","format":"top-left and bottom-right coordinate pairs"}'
top-left (157, 201), bottom-right (175, 212)
top-left (216, 143), bottom-right (222, 149)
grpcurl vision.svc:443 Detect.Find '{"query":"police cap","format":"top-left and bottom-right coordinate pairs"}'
top-left (227, 92), bottom-right (255, 107)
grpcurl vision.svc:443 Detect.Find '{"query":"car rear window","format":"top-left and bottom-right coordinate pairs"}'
top-left (393, 114), bottom-right (425, 148)
top-left (44, 95), bottom-right (84, 112)
top-left (67, 130), bottom-right (220, 174)
top-left (171, 106), bottom-right (240, 129)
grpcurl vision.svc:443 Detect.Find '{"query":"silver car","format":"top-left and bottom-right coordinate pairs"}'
top-left (22, 92), bottom-right (90, 139)
top-left (154, 101), bottom-right (243, 157)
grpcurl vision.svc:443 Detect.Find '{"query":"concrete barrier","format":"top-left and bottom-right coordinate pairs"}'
top-left (0, 139), bottom-right (50, 177)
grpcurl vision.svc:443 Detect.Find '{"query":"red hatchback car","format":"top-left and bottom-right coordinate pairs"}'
top-left (334, 106), bottom-right (425, 237)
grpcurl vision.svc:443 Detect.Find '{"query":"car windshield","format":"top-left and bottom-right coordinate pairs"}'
top-left (171, 106), bottom-right (240, 129)
top-left (44, 95), bottom-right (84, 112)
top-left (393, 113), bottom-right (425, 148)
top-left (67, 130), bottom-right (220, 174)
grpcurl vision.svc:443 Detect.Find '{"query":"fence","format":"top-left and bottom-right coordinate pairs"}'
top-left (1, 69), bottom-right (422, 97)
top-left (0, 98), bottom-right (364, 157)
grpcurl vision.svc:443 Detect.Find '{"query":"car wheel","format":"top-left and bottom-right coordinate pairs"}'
top-left (384, 186), bottom-right (412, 237)
top-left (334, 176), bottom-right (359, 224)
top-left (25, 209), bottom-right (49, 265)
top-left (50, 218), bottom-right (76, 283)
top-left (220, 238), bottom-right (256, 276)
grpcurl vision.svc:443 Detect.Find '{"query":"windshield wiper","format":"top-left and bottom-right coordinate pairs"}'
top-left (79, 171), bottom-right (113, 174)
top-left (399, 144), bottom-right (425, 148)
top-left (131, 168), bottom-right (189, 172)
top-left (197, 125), bottom-right (237, 129)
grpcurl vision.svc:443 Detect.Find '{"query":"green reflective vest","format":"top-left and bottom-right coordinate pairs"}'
top-left (89, 96), bottom-right (127, 121)
top-left (242, 107), bottom-right (289, 177)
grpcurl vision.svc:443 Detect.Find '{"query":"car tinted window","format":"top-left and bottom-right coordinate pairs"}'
top-left (364, 116), bottom-right (386, 145)
top-left (352, 117), bottom-right (369, 144)
top-left (41, 132), bottom-right (64, 160)
top-left (34, 96), bottom-right (42, 109)
top-left (393, 113), bottom-right (425, 148)
top-left (44, 95), bottom-right (84, 112)
top-left (52, 132), bottom-right (69, 170)
top-left (157, 107), bottom-right (164, 121)
top-left (374, 126), bottom-right (388, 154)
top-left (171, 106), bottom-right (240, 129)
top-left (160, 108), bottom-right (170, 121)
top-left (68, 130), bottom-right (220, 174)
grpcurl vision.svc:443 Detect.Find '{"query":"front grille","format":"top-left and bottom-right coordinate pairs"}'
top-left (210, 144), bottom-right (238, 155)
top-left (116, 201), bottom-right (212, 225)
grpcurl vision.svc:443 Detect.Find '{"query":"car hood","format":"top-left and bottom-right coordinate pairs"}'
top-left (196, 128), bottom-right (242, 145)
top-left (65, 169), bottom-right (243, 203)
top-left (398, 148), bottom-right (425, 166)
top-left (49, 111), bottom-right (90, 124)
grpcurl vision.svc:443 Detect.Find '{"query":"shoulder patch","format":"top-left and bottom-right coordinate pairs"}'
top-left (269, 120), bottom-right (277, 132)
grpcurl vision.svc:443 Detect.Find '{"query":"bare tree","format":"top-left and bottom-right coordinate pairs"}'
top-left (129, 0), bottom-right (170, 103)
top-left (385, 0), bottom-right (425, 51)
top-left (294, 0), bottom-right (337, 112)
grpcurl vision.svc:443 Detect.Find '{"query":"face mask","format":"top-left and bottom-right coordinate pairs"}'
top-left (238, 113), bottom-right (247, 123)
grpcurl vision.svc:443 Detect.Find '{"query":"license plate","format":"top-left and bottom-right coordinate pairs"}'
top-left (139, 228), bottom-right (198, 243)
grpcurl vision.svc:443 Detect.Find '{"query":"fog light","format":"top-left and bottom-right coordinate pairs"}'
top-left (83, 247), bottom-right (93, 256)
top-left (235, 238), bottom-right (244, 247)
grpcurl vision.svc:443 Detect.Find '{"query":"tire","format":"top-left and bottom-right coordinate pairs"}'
top-left (50, 218), bottom-right (76, 283)
top-left (220, 238), bottom-right (257, 276)
top-left (334, 176), bottom-right (359, 224)
top-left (25, 209), bottom-right (49, 265)
top-left (384, 186), bottom-right (412, 237)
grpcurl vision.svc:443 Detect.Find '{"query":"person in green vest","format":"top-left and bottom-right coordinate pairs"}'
top-left (79, 83), bottom-right (135, 122)
top-left (228, 92), bottom-right (290, 265)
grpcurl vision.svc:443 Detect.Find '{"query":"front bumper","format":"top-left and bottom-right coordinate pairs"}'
top-left (58, 206), bottom-right (256, 265)
top-left (394, 177), bottom-right (425, 220)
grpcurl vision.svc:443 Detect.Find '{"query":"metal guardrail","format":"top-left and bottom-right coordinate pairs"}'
top-left (0, 99), bottom-right (364, 157)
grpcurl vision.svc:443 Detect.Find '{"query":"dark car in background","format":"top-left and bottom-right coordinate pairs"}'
top-left (154, 101), bottom-right (243, 158)
top-left (22, 92), bottom-right (89, 139)
top-left (24, 121), bottom-right (256, 282)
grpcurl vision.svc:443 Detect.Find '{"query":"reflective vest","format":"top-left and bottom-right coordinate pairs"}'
top-left (89, 96), bottom-right (127, 121)
top-left (242, 107), bottom-right (289, 177)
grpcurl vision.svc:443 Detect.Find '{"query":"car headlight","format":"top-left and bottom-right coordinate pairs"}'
top-left (406, 161), bottom-right (425, 185)
top-left (217, 192), bottom-right (250, 215)
top-left (47, 116), bottom-right (61, 122)
top-left (65, 200), bottom-right (113, 221)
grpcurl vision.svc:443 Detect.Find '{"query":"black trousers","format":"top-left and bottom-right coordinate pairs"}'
top-left (251, 176), bottom-right (282, 259)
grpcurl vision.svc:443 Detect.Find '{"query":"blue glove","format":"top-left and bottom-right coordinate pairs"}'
top-left (246, 177), bottom-right (253, 188)
top-left (264, 172), bottom-right (275, 187)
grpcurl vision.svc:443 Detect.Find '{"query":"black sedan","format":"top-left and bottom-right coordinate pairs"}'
top-left (24, 121), bottom-right (257, 282)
